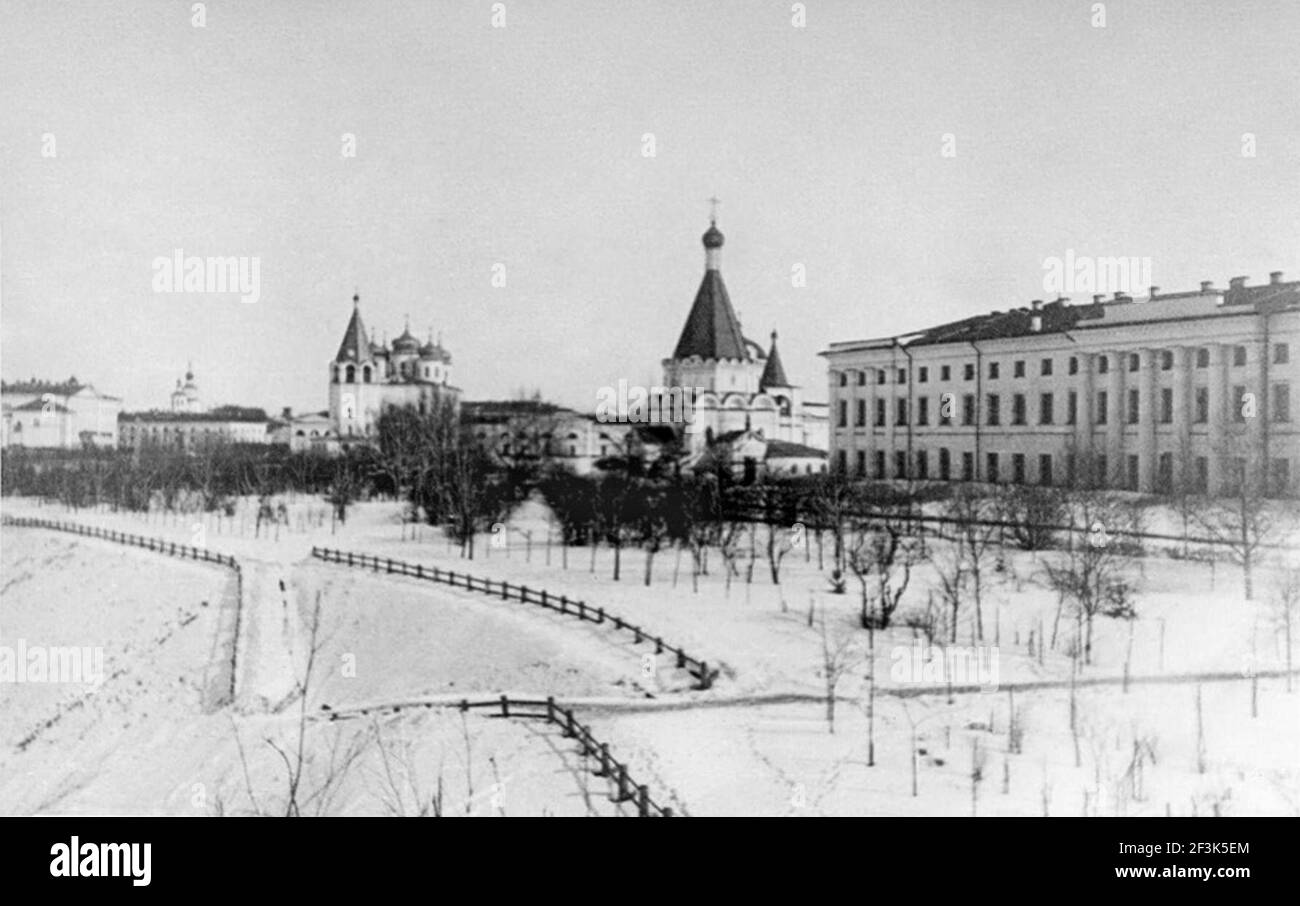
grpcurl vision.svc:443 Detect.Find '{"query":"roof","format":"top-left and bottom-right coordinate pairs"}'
top-left (825, 275), bottom-right (1300, 356)
top-left (2, 378), bottom-right (84, 396)
top-left (764, 439), bottom-right (826, 460)
top-left (759, 332), bottom-right (791, 389)
top-left (334, 299), bottom-right (372, 363)
top-left (672, 269), bottom-right (751, 361)
top-left (120, 406), bottom-right (269, 424)
top-left (11, 398), bottom-right (71, 413)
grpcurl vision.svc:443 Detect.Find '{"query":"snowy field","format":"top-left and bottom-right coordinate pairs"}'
top-left (2, 493), bottom-right (1297, 816)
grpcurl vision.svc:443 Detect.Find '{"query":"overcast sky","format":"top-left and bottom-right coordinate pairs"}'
top-left (2, 0), bottom-right (1297, 414)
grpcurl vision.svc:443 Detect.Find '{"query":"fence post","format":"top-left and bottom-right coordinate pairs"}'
top-left (617, 764), bottom-right (631, 801)
top-left (564, 709), bottom-right (576, 738)
top-left (597, 607), bottom-right (605, 624)
top-left (595, 743), bottom-right (611, 777)
top-left (501, 580), bottom-right (509, 600)
top-left (520, 585), bottom-right (529, 603)
top-left (416, 564), bottom-right (423, 579)
top-left (500, 695), bottom-right (509, 718)
top-left (661, 807), bottom-right (673, 818)
top-left (676, 650), bottom-right (686, 669)
top-left (655, 637), bottom-right (664, 654)
top-left (559, 595), bottom-right (567, 615)
top-left (638, 785), bottom-right (649, 817)
top-left (541, 590), bottom-right (549, 609)
top-left (577, 600), bottom-right (585, 621)
top-left (634, 627), bottom-right (642, 644)
top-left (546, 696), bottom-right (556, 723)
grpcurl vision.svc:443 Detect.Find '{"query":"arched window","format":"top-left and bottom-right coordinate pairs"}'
top-left (362, 365), bottom-right (372, 384)
top-left (345, 364), bottom-right (356, 383)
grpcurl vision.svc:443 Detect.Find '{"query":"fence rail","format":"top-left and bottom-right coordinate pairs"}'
top-left (311, 546), bottom-right (717, 690)
top-left (2, 514), bottom-right (244, 703)
top-left (331, 694), bottom-right (674, 816)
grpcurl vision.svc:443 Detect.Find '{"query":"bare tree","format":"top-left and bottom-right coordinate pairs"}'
top-left (1194, 437), bottom-right (1285, 599)
top-left (1041, 492), bottom-right (1139, 665)
top-left (1273, 566), bottom-right (1300, 693)
top-left (818, 607), bottom-right (859, 734)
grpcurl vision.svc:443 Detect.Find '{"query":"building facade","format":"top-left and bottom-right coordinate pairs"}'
top-left (658, 218), bottom-right (828, 459)
top-left (119, 406), bottom-right (271, 450)
top-left (823, 274), bottom-right (1300, 497)
top-left (328, 294), bottom-right (460, 441)
top-left (1, 378), bottom-right (122, 449)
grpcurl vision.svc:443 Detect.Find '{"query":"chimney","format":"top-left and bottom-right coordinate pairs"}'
top-left (281, 406), bottom-right (293, 419)
top-left (1200, 281), bottom-right (1214, 292)
top-left (1270, 271), bottom-right (1284, 284)
top-left (1229, 276), bottom-right (1248, 289)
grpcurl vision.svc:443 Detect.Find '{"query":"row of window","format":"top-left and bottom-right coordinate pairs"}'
top-left (336, 362), bottom-right (446, 384)
top-left (835, 448), bottom-right (1293, 496)
top-left (836, 383), bottom-right (1292, 428)
top-left (835, 343), bottom-right (1290, 387)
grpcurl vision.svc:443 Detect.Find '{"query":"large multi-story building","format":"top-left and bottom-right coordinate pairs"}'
top-left (659, 217), bottom-right (828, 458)
top-left (118, 367), bottom-right (271, 450)
top-left (328, 294), bottom-right (460, 441)
top-left (823, 274), bottom-right (1300, 497)
top-left (1, 377), bottom-right (122, 449)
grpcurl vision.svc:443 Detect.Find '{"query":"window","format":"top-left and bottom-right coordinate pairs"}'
top-left (837, 400), bottom-right (847, 427)
top-left (1038, 454), bottom-right (1053, 486)
top-left (1233, 345), bottom-right (1247, 366)
top-left (1232, 385), bottom-right (1248, 422)
top-left (1098, 355), bottom-right (1110, 374)
top-left (1273, 383), bottom-right (1291, 422)
top-left (837, 449), bottom-right (847, 473)
top-left (1127, 454), bottom-right (1140, 491)
top-left (897, 368), bottom-right (907, 384)
top-left (1039, 392), bottom-right (1054, 425)
top-left (987, 452), bottom-right (1000, 482)
top-left (962, 394), bottom-right (976, 426)
top-left (856, 450), bottom-right (867, 477)
top-left (1160, 387), bottom-right (1173, 423)
top-left (1275, 343), bottom-right (1290, 365)
top-left (1067, 391), bottom-right (1078, 425)
top-left (894, 449), bottom-right (907, 479)
top-left (1195, 456), bottom-right (1208, 493)
top-left (962, 451), bottom-right (974, 481)
top-left (345, 364), bottom-right (356, 383)
top-left (1161, 350), bottom-right (1173, 371)
top-left (1012, 453), bottom-right (1026, 484)
top-left (855, 399), bottom-right (867, 427)
top-left (1270, 459), bottom-right (1291, 497)
top-left (1194, 387), bottom-right (1209, 423)
top-left (1068, 356), bottom-right (1079, 376)
top-left (919, 366), bottom-right (929, 383)
top-left (964, 363), bottom-right (975, 381)
top-left (941, 365), bottom-right (951, 381)
top-left (1157, 452), bottom-right (1173, 494)
top-left (1097, 390), bottom-right (1109, 425)
top-left (916, 450), bottom-right (928, 479)
top-left (1127, 389), bottom-right (1140, 424)
top-left (939, 448), bottom-right (951, 481)
top-left (896, 398), bottom-right (908, 426)
top-left (917, 396), bottom-right (930, 426)
top-left (875, 450), bottom-right (886, 479)
top-left (1012, 393), bottom-right (1026, 425)
top-left (875, 398), bottom-right (886, 427)
top-left (1128, 353), bottom-right (1140, 372)
top-left (877, 369), bottom-right (886, 385)
top-left (839, 372), bottom-right (848, 387)
top-left (1196, 348), bottom-right (1209, 368)
top-left (857, 370), bottom-right (866, 386)
top-left (1013, 360), bottom-right (1025, 378)
top-left (987, 394), bottom-right (1000, 426)
top-left (1041, 358), bottom-right (1053, 376)
top-left (989, 361), bottom-right (1000, 380)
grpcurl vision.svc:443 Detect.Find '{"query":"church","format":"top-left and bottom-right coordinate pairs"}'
top-left (328, 294), bottom-right (460, 440)
top-left (659, 215), bottom-right (828, 474)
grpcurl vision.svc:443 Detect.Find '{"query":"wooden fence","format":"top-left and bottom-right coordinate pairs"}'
top-left (331, 694), bottom-right (675, 817)
top-left (2, 514), bottom-right (244, 703)
top-left (311, 546), bottom-right (717, 690)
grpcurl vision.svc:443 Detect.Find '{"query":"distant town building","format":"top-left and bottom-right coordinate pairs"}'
top-left (269, 409), bottom-right (339, 453)
top-left (695, 427), bottom-right (828, 482)
top-left (328, 294), bottom-right (460, 442)
top-left (1, 377), bottom-right (121, 449)
top-left (463, 399), bottom-right (633, 475)
top-left (119, 406), bottom-right (271, 450)
top-left (659, 217), bottom-right (828, 463)
top-left (823, 273), bottom-right (1300, 497)
top-left (170, 364), bottom-right (202, 413)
